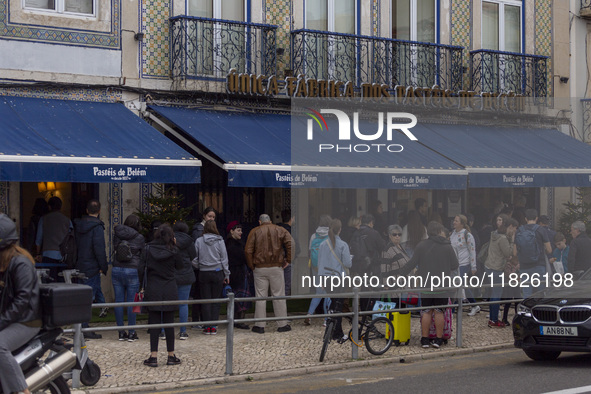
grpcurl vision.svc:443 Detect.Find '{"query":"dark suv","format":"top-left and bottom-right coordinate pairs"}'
top-left (513, 271), bottom-right (591, 361)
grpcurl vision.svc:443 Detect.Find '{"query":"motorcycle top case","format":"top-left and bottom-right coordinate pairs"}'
top-left (39, 283), bottom-right (93, 327)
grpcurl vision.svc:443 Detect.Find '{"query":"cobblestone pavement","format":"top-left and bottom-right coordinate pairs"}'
top-left (74, 307), bottom-right (515, 393)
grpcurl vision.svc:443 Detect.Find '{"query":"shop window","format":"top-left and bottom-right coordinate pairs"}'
top-left (186, 0), bottom-right (246, 76)
top-left (304, 0), bottom-right (356, 81)
top-left (24, 0), bottom-right (94, 16)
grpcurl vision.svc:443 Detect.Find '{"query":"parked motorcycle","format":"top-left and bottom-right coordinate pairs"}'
top-left (2, 327), bottom-right (78, 393)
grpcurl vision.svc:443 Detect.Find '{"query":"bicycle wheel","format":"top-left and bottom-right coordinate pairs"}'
top-left (319, 319), bottom-right (336, 362)
top-left (364, 317), bottom-right (394, 355)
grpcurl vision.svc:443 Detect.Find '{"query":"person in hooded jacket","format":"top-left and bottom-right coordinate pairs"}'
top-left (484, 215), bottom-right (515, 328)
top-left (396, 221), bottom-right (459, 349)
top-left (172, 221), bottom-right (196, 339)
top-left (75, 199), bottom-right (108, 339)
top-left (190, 207), bottom-right (215, 327)
top-left (112, 214), bottom-right (145, 341)
top-left (194, 220), bottom-right (229, 335)
top-left (225, 220), bottom-right (250, 330)
top-left (139, 223), bottom-right (183, 367)
top-left (0, 214), bottom-right (41, 394)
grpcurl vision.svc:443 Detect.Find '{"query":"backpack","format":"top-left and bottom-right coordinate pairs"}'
top-left (309, 234), bottom-right (327, 268)
top-left (59, 229), bottom-right (77, 269)
top-left (476, 241), bottom-right (490, 274)
top-left (349, 230), bottom-right (371, 272)
top-left (515, 224), bottom-right (542, 263)
top-left (115, 239), bottom-right (133, 262)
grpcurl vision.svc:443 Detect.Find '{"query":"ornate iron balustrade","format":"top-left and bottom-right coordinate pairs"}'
top-left (291, 29), bottom-right (464, 92)
top-left (470, 49), bottom-right (549, 98)
top-left (581, 0), bottom-right (591, 17)
top-left (170, 16), bottom-right (277, 80)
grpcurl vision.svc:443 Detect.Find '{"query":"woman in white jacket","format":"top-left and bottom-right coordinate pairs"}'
top-left (451, 214), bottom-right (479, 316)
top-left (317, 219), bottom-right (352, 340)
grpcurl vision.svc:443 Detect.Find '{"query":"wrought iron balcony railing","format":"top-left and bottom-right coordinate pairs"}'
top-left (470, 49), bottom-right (549, 97)
top-left (170, 16), bottom-right (277, 80)
top-left (581, 0), bottom-right (591, 18)
top-left (291, 29), bottom-right (464, 92)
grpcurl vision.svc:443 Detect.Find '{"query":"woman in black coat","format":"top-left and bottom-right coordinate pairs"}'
top-left (225, 221), bottom-right (251, 330)
top-left (139, 223), bottom-right (183, 367)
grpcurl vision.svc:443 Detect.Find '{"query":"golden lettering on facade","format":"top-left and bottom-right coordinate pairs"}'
top-left (225, 71), bottom-right (525, 111)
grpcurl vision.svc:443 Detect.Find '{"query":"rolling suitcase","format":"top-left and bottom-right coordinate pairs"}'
top-left (389, 310), bottom-right (411, 346)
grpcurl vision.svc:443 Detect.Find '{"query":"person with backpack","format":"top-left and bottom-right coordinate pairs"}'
top-left (451, 214), bottom-right (479, 316)
top-left (513, 209), bottom-right (552, 298)
top-left (74, 199), bottom-right (108, 339)
top-left (112, 214), bottom-right (145, 341)
top-left (304, 215), bottom-right (331, 326)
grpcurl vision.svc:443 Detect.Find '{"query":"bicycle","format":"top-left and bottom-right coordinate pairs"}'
top-left (319, 299), bottom-right (394, 362)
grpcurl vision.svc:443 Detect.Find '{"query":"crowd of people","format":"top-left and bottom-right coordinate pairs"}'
top-left (12, 194), bottom-right (591, 370)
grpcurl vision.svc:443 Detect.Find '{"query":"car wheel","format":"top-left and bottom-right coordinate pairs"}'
top-left (523, 349), bottom-right (561, 361)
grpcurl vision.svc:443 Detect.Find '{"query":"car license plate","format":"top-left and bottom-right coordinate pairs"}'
top-left (540, 326), bottom-right (578, 336)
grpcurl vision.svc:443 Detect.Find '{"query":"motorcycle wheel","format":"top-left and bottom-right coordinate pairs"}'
top-left (42, 376), bottom-right (70, 394)
top-left (80, 359), bottom-right (101, 386)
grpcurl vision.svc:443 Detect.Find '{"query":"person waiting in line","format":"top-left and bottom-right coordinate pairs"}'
top-left (501, 218), bottom-right (520, 326)
top-left (194, 220), bottom-right (229, 335)
top-left (26, 197), bottom-right (48, 255)
top-left (568, 221), bottom-right (591, 274)
top-left (35, 196), bottom-right (72, 282)
top-left (401, 210), bottom-right (427, 259)
top-left (112, 214), bottom-right (145, 342)
top-left (75, 199), bottom-right (108, 340)
top-left (172, 221), bottom-right (196, 340)
top-left (245, 214), bottom-right (293, 334)
top-left (190, 207), bottom-right (216, 328)
top-left (550, 232), bottom-right (569, 274)
top-left (317, 218), bottom-right (352, 342)
top-left (451, 214), bottom-right (479, 316)
top-left (381, 224), bottom-right (410, 275)
top-left (340, 215), bottom-right (360, 245)
top-left (0, 214), bottom-right (42, 394)
top-left (192, 207), bottom-right (216, 240)
top-left (395, 221), bottom-right (459, 348)
top-left (304, 215), bottom-right (331, 326)
top-left (484, 214), bottom-right (515, 328)
top-left (140, 223), bottom-right (183, 367)
top-left (277, 209), bottom-right (300, 296)
top-left (225, 220), bottom-right (251, 330)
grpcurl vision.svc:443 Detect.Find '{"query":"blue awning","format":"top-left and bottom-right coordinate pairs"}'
top-left (413, 124), bottom-right (591, 188)
top-left (148, 105), bottom-right (467, 189)
top-left (0, 96), bottom-right (200, 183)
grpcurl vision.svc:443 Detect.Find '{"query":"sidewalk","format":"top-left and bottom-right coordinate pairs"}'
top-left (75, 308), bottom-right (515, 393)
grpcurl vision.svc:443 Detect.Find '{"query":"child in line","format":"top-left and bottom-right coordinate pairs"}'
top-left (549, 232), bottom-right (569, 274)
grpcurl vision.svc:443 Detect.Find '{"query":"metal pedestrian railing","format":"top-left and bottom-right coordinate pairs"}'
top-left (67, 284), bottom-right (522, 385)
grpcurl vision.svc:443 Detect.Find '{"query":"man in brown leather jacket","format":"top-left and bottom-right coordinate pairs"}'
top-left (245, 214), bottom-right (293, 334)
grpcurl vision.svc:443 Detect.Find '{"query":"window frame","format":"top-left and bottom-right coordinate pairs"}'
top-left (187, 0), bottom-right (247, 22)
top-left (390, 0), bottom-right (438, 44)
top-left (304, 0), bottom-right (357, 34)
top-left (481, 0), bottom-right (523, 53)
top-left (22, 0), bottom-right (96, 18)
